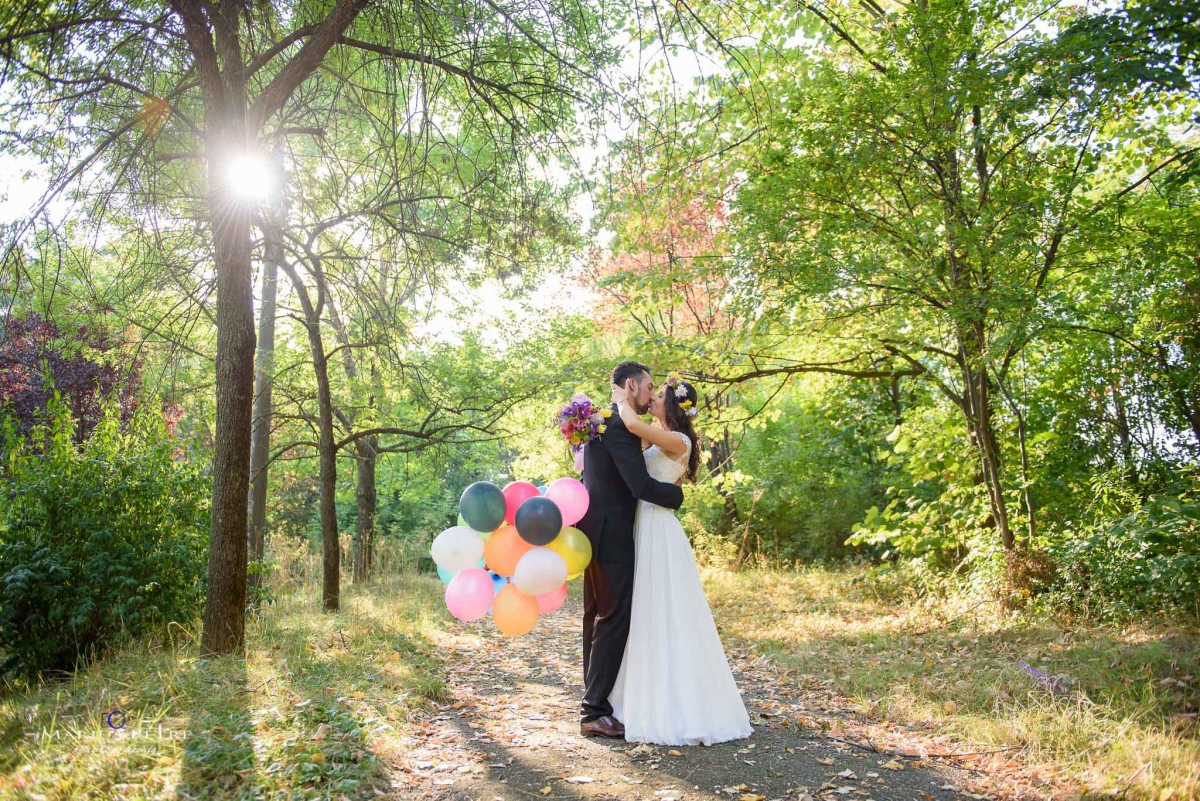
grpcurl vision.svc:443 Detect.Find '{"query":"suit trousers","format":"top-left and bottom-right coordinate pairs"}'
top-left (581, 558), bottom-right (634, 721)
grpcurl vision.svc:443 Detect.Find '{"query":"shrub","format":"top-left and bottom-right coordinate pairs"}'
top-left (1050, 472), bottom-right (1200, 620)
top-left (0, 401), bottom-right (209, 678)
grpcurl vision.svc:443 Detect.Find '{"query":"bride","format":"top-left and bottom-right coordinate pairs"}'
top-left (608, 372), bottom-right (753, 746)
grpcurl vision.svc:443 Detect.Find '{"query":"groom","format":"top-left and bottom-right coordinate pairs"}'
top-left (574, 360), bottom-right (684, 738)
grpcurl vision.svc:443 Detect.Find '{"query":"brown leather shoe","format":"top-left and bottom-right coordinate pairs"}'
top-left (580, 715), bottom-right (625, 738)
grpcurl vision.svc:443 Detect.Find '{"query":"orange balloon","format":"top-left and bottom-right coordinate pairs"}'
top-left (483, 525), bottom-right (532, 577)
top-left (492, 584), bottom-right (538, 636)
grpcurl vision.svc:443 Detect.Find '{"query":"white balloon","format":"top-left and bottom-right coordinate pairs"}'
top-left (431, 526), bottom-right (485, 572)
top-left (513, 547), bottom-right (568, 596)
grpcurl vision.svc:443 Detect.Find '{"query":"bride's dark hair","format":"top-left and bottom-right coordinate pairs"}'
top-left (662, 381), bottom-right (701, 482)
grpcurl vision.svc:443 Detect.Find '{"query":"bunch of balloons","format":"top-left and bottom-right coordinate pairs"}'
top-left (430, 477), bottom-right (592, 636)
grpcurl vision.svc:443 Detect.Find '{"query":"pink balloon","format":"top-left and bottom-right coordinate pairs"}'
top-left (536, 582), bottom-right (568, 614)
top-left (503, 481), bottom-right (541, 526)
top-left (445, 568), bottom-right (494, 621)
top-left (546, 477), bottom-right (589, 526)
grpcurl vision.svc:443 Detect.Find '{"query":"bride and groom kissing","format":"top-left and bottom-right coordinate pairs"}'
top-left (573, 360), bottom-right (753, 746)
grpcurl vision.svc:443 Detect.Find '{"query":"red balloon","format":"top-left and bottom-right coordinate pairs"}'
top-left (502, 481), bottom-right (541, 525)
top-left (536, 583), bottom-right (568, 614)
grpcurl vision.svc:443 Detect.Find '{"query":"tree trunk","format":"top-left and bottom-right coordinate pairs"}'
top-left (1111, 379), bottom-right (1141, 488)
top-left (195, 0), bottom-right (255, 653)
top-left (704, 416), bottom-right (744, 562)
top-left (327, 298), bottom-right (380, 582)
top-left (958, 325), bottom-right (1014, 550)
top-left (353, 437), bottom-right (377, 582)
top-left (246, 204), bottom-right (280, 595)
top-left (281, 260), bottom-right (341, 611)
top-left (201, 154), bottom-right (256, 651)
top-left (309, 329), bottom-right (340, 611)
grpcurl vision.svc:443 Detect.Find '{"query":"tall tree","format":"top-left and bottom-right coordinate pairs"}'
top-left (612, 0), bottom-right (1198, 553)
top-left (2, 0), bottom-right (615, 645)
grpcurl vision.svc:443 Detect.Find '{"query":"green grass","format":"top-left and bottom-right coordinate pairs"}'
top-left (4, 560), bottom-right (1196, 799)
top-left (0, 572), bottom-right (450, 800)
top-left (702, 565), bottom-right (1200, 800)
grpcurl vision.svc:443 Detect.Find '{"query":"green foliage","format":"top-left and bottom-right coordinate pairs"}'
top-left (0, 401), bottom-right (209, 678)
top-left (1051, 471), bottom-right (1200, 621)
top-left (719, 381), bottom-right (888, 562)
top-left (847, 404), bottom-right (989, 565)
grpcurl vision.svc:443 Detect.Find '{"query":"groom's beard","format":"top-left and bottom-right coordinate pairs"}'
top-left (631, 398), bottom-right (651, 415)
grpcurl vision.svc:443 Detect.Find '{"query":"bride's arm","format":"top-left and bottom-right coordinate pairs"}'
top-left (617, 402), bottom-right (688, 459)
top-left (611, 385), bottom-right (650, 450)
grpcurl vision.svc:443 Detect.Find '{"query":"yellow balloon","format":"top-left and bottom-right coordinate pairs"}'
top-left (547, 526), bottom-right (592, 576)
top-left (492, 585), bottom-right (538, 636)
top-left (567, 570), bottom-right (583, 581)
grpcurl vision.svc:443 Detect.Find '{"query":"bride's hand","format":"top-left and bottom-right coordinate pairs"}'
top-left (610, 383), bottom-right (628, 406)
top-left (616, 397), bottom-right (640, 428)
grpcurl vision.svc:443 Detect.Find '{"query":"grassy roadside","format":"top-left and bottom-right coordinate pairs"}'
top-left (0, 572), bottom-right (450, 800)
top-left (703, 565), bottom-right (1200, 800)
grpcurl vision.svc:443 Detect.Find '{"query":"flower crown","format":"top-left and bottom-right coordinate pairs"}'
top-left (665, 371), bottom-right (699, 417)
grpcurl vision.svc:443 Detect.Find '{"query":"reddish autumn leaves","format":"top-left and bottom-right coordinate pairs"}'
top-left (0, 313), bottom-right (143, 441)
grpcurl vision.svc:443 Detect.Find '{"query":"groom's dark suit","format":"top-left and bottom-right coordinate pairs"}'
top-left (575, 403), bottom-right (684, 722)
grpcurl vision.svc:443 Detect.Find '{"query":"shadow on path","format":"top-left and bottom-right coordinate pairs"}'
top-left (396, 594), bottom-right (1003, 801)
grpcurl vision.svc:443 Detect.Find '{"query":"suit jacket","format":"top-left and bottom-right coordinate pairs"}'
top-left (575, 404), bottom-right (684, 564)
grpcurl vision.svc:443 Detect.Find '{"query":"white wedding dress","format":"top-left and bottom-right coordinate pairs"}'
top-left (608, 432), bottom-right (753, 746)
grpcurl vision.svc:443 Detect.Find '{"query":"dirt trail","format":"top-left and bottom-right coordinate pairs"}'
top-left (386, 598), bottom-right (1023, 801)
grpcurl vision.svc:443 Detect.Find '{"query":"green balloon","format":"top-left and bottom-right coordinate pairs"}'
top-left (460, 481), bottom-right (506, 533)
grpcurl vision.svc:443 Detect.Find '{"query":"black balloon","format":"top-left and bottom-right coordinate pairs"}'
top-left (514, 496), bottom-right (563, 546)
top-left (460, 481), bottom-right (506, 533)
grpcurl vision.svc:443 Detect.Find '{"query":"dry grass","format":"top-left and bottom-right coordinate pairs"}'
top-left (0, 572), bottom-right (450, 800)
top-left (3, 557), bottom-right (1196, 800)
top-left (702, 565), bottom-right (1200, 800)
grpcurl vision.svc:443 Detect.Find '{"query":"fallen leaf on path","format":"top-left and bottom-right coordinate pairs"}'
top-left (880, 759), bottom-right (905, 771)
top-left (539, 787), bottom-right (551, 796)
top-left (740, 795), bottom-right (766, 801)
top-left (817, 757), bottom-right (836, 766)
top-left (668, 749), bottom-right (684, 757)
top-left (566, 776), bottom-right (595, 784)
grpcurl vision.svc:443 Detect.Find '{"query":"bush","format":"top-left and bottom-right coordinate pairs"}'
top-left (0, 401), bottom-right (209, 678)
top-left (1050, 472), bottom-right (1200, 620)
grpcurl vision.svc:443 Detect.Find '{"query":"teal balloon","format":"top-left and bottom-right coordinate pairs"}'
top-left (438, 557), bottom-right (486, 585)
top-left (460, 481), bottom-right (506, 533)
top-left (537, 485), bottom-right (548, 495)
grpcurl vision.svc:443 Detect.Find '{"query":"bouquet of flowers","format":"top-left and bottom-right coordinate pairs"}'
top-left (557, 392), bottom-right (611, 452)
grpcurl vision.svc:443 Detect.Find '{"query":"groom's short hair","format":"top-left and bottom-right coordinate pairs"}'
top-left (611, 360), bottom-right (652, 388)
